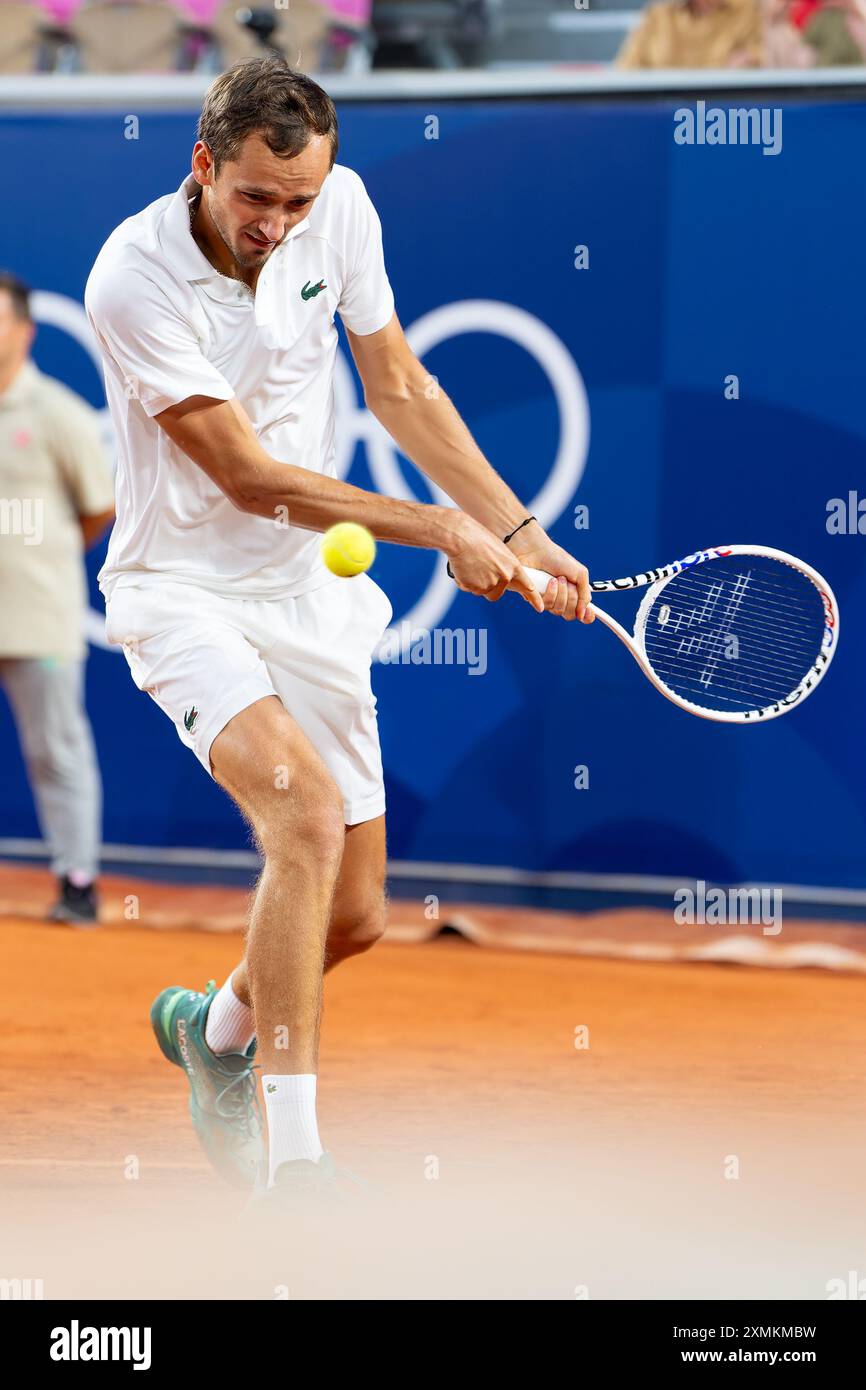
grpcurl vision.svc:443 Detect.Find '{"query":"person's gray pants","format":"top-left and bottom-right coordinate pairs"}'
top-left (0, 657), bottom-right (102, 881)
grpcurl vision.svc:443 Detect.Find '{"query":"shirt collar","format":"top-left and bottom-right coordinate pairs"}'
top-left (160, 174), bottom-right (311, 291)
top-left (0, 359), bottom-right (40, 408)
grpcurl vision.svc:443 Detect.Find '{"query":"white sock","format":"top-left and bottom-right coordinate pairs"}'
top-left (263, 1074), bottom-right (323, 1184)
top-left (204, 973), bottom-right (256, 1057)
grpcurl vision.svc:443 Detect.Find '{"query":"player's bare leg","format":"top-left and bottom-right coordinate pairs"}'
top-left (150, 698), bottom-right (383, 1190)
top-left (324, 816), bottom-right (388, 968)
top-left (220, 808), bottom-right (387, 1189)
top-left (208, 693), bottom-right (384, 1191)
top-left (194, 702), bottom-right (387, 1190)
top-left (231, 814), bottom-right (387, 1001)
top-left (209, 696), bottom-right (344, 1078)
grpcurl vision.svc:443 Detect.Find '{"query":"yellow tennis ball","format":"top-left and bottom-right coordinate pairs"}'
top-left (321, 522), bottom-right (376, 578)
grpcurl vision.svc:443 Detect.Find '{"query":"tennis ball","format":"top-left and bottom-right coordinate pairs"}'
top-left (321, 522), bottom-right (376, 578)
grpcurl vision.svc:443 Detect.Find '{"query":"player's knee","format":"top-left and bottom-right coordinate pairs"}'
top-left (257, 761), bottom-right (345, 869)
top-left (330, 897), bottom-right (387, 957)
top-left (298, 787), bottom-right (346, 866)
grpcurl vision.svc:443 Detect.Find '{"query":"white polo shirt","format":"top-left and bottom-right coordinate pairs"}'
top-left (85, 165), bottom-right (394, 601)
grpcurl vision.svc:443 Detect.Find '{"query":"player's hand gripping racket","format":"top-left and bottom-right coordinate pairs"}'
top-left (523, 546), bottom-right (839, 723)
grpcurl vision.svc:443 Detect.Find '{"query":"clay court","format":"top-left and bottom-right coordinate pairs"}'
top-left (2, 865), bottom-right (865, 1301)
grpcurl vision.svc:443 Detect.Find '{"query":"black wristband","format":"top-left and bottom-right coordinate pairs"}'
top-left (502, 515), bottom-right (536, 546)
top-left (447, 515), bottom-right (538, 580)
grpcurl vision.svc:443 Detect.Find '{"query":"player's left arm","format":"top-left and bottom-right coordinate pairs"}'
top-left (345, 312), bottom-right (593, 623)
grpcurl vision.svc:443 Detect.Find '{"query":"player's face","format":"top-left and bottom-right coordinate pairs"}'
top-left (198, 133), bottom-right (332, 270)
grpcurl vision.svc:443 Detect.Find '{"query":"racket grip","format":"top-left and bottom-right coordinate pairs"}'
top-left (521, 566), bottom-right (598, 619)
top-left (446, 561), bottom-right (558, 593)
top-left (523, 566), bottom-right (555, 594)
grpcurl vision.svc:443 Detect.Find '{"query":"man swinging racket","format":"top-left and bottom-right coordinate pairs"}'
top-left (86, 56), bottom-right (593, 1199)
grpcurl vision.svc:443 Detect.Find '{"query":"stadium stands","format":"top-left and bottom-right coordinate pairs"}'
top-left (0, 0), bottom-right (641, 73)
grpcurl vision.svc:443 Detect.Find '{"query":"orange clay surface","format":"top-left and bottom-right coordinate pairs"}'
top-left (2, 889), bottom-right (866, 1300)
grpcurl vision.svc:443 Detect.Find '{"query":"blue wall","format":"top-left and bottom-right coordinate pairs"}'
top-left (1, 95), bottom-right (865, 889)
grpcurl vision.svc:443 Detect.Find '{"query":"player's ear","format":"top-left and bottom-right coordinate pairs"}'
top-left (191, 141), bottom-right (215, 186)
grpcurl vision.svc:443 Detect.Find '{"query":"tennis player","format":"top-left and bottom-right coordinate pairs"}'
top-left (85, 56), bottom-right (592, 1198)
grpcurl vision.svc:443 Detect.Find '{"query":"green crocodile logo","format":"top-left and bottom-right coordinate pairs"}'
top-left (266, 1083), bottom-right (277, 1093)
top-left (184, 707), bottom-right (198, 733)
top-left (301, 278), bottom-right (327, 301)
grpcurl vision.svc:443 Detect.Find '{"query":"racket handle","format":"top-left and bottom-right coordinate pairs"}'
top-left (447, 560), bottom-right (558, 593)
top-left (453, 561), bottom-right (595, 610)
top-left (523, 566), bottom-right (555, 593)
top-left (521, 565), bottom-right (598, 619)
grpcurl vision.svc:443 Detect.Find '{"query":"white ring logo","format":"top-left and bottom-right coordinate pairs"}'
top-left (35, 295), bottom-right (589, 653)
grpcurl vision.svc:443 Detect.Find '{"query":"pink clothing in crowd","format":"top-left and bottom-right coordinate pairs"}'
top-left (325, 0), bottom-right (372, 25)
top-left (173, 0), bottom-right (222, 19)
top-left (27, 0), bottom-right (372, 23)
top-left (29, 0), bottom-right (84, 22)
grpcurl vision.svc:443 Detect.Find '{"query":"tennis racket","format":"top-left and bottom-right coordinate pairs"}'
top-left (523, 545), bottom-right (839, 723)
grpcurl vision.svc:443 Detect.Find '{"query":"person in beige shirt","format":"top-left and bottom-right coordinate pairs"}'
top-left (0, 272), bottom-right (115, 923)
top-left (617, 0), bottom-right (764, 67)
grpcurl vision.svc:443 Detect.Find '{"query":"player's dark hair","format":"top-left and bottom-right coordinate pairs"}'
top-left (198, 56), bottom-right (339, 174)
top-left (0, 271), bottom-right (32, 322)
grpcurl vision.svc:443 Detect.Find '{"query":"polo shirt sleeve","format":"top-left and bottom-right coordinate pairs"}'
top-left (337, 175), bottom-right (395, 337)
top-left (85, 264), bottom-right (235, 418)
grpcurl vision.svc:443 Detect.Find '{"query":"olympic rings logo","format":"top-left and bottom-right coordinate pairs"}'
top-left (33, 294), bottom-right (590, 655)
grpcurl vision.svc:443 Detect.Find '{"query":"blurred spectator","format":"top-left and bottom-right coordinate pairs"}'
top-left (617, 0), bottom-right (763, 68)
top-left (73, 1), bottom-right (181, 74)
top-left (802, 0), bottom-right (866, 62)
top-left (0, 0), bottom-right (366, 73)
top-left (762, 0), bottom-right (815, 62)
top-left (0, 273), bottom-right (114, 924)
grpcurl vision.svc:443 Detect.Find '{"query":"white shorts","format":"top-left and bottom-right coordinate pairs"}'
top-left (104, 574), bottom-right (393, 826)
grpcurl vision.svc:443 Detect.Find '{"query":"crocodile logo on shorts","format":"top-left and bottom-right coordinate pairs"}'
top-left (301, 278), bottom-right (327, 301)
top-left (184, 707), bottom-right (198, 733)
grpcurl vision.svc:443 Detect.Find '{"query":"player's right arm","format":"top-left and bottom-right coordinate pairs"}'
top-left (155, 393), bottom-right (542, 611)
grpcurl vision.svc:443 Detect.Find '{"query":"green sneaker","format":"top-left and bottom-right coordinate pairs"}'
top-left (150, 981), bottom-right (264, 1189)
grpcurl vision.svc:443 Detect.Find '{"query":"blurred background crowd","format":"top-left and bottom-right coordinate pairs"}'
top-left (0, 0), bottom-right (865, 76)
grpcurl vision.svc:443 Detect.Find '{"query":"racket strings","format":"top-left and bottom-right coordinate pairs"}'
top-left (648, 578), bottom-right (819, 657)
top-left (649, 581), bottom-right (823, 667)
top-left (649, 641), bottom-right (819, 703)
top-left (647, 641), bottom-right (819, 704)
top-left (640, 559), bottom-right (827, 712)
top-left (652, 569), bottom-right (824, 638)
